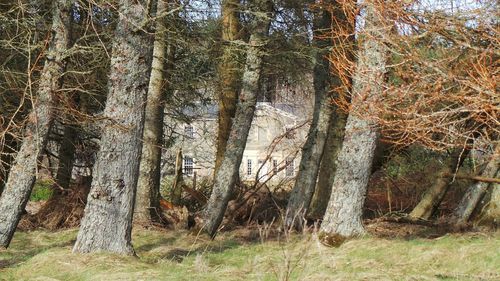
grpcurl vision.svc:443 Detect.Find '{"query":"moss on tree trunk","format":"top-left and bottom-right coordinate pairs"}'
top-left (215, 0), bottom-right (243, 174)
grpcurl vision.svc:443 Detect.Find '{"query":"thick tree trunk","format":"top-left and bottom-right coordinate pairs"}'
top-left (134, 0), bottom-right (170, 225)
top-left (409, 148), bottom-right (467, 220)
top-left (308, 111), bottom-right (348, 220)
top-left (319, 2), bottom-right (388, 242)
top-left (0, 0), bottom-right (72, 248)
top-left (201, 0), bottom-right (272, 237)
top-left (453, 145), bottom-right (499, 225)
top-left (72, 0), bottom-right (152, 255)
top-left (215, 0), bottom-right (243, 173)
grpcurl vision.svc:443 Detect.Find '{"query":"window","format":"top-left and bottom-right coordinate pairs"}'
top-left (247, 159), bottom-right (252, 176)
top-left (273, 159), bottom-right (278, 174)
top-left (258, 160), bottom-right (269, 181)
top-left (183, 156), bottom-right (194, 176)
top-left (285, 157), bottom-right (294, 177)
top-left (184, 125), bottom-right (194, 138)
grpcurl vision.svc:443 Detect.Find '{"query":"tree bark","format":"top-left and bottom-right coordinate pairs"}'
top-left (409, 148), bottom-right (468, 220)
top-left (171, 148), bottom-right (184, 205)
top-left (477, 170), bottom-right (500, 227)
top-left (134, 0), bottom-right (170, 225)
top-left (319, 2), bottom-right (388, 242)
top-left (453, 145), bottom-right (499, 225)
top-left (284, 9), bottom-right (334, 229)
top-left (308, 111), bottom-right (348, 220)
top-left (215, 0), bottom-right (243, 173)
top-left (72, 0), bottom-right (152, 255)
top-left (54, 124), bottom-right (78, 192)
top-left (201, 0), bottom-right (273, 237)
top-left (0, 134), bottom-right (18, 196)
top-left (0, 0), bottom-right (72, 248)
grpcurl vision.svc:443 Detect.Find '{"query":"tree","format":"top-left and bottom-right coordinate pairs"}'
top-left (477, 170), bottom-right (500, 227)
top-left (320, 1), bottom-right (388, 243)
top-left (0, 134), bottom-right (18, 196)
top-left (0, 1), bottom-right (44, 196)
top-left (286, 0), bottom-right (355, 226)
top-left (308, 1), bottom-right (356, 220)
top-left (72, 0), bottom-right (153, 254)
top-left (0, 0), bottom-right (72, 248)
top-left (215, 0), bottom-right (244, 173)
top-left (201, 0), bottom-right (274, 237)
top-left (354, 1), bottom-right (498, 222)
top-left (134, 0), bottom-right (172, 225)
top-left (409, 148), bottom-right (468, 220)
top-left (308, 110), bottom-right (348, 219)
top-left (54, 123), bottom-right (78, 192)
top-left (453, 144), bottom-right (499, 225)
top-left (366, 2), bottom-right (498, 151)
top-left (284, 7), bottom-right (335, 229)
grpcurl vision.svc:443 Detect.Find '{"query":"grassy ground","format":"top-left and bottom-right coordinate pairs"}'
top-left (0, 227), bottom-right (499, 281)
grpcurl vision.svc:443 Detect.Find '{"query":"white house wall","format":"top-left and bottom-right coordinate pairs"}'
top-left (164, 103), bottom-right (308, 185)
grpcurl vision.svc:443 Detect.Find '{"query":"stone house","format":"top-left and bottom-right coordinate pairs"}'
top-left (165, 102), bottom-right (308, 185)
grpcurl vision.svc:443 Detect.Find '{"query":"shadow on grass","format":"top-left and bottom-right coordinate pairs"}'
top-left (0, 238), bottom-right (75, 270)
top-left (134, 237), bottom-right (177, 252)
top-left (164, 239), bottom-right (243, 262)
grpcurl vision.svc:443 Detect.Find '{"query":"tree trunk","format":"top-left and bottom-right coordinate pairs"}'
top-left (215, 0), bottom-right (243, 173)
top-left (477, 170), bottom-right (500, 228)
top-left (319, 2), bottom-right (388, 242)
top-left (0, 134), bottom-right (18, 196)
top-left (54, 124), bottom-right (78, 191)
top-left (171, 148), bottom-right (184, 205)
top-left (409, 148), bottom-right (468, 220)
top-left (453, 145), bottom-right (499, 225)
top-left (308, 111), bottom-right (348, 220)
top-left (134, 0), bottom-right (170, 225)
top-left (201, 0), bottom-right (273, 237)
top-left (0, 0), bottom-right (72, 248)
top-left (72, 0), bottom-right (152, 255)
top-left (284, 9), bottom-right (334, 229)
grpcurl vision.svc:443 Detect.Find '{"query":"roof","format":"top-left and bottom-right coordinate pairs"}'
top-left (256, 102), bottom-right (301, 120)
top-left (181, 104), bottom-right (218, 119)
top-left (181, 102), bottom-right (301, 120)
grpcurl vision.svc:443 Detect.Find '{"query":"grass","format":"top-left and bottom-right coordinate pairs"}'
top-left (0, 227), bottom-right (499, 281)
top-left (29, 180), bottom-right (53, 201)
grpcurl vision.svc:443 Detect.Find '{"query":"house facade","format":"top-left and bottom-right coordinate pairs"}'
top-left (165, 102), bottom-right (308, 185)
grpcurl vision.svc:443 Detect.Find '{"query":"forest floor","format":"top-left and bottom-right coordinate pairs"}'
top-left (0, 222), bottom-right (499, 281)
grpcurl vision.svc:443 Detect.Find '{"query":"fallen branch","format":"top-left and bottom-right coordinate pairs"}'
top-left (443, 173), bottom-right (500, 184)
top-left (382, 215), bottom-right (438, 227)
